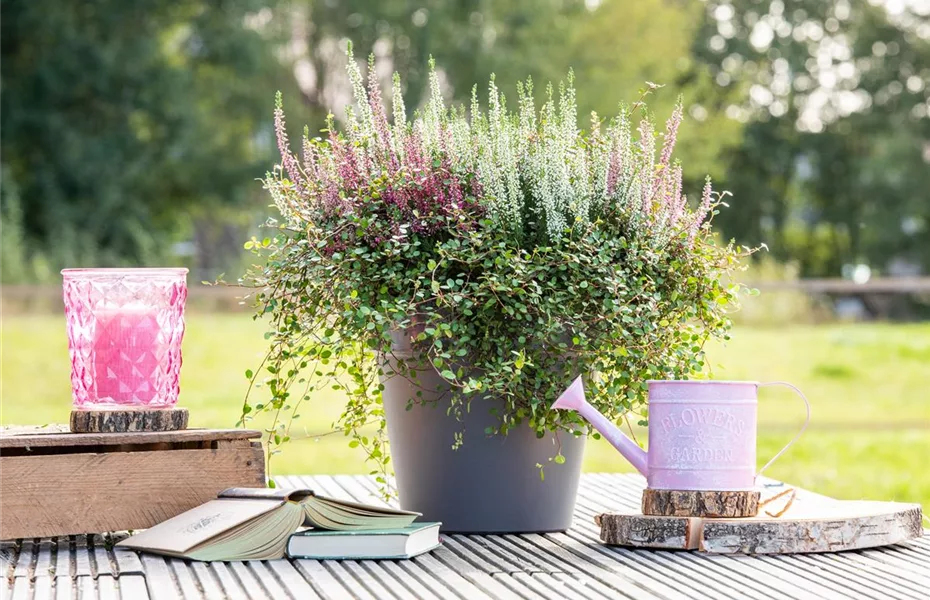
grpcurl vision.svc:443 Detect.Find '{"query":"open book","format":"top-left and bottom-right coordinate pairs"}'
top-left (116, 487), bottom-right (421, 561)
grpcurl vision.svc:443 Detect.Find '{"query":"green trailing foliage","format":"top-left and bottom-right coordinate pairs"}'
top-left (240, 46), bottom-right (752, 484)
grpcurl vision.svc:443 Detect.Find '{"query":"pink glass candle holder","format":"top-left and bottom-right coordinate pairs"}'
top-left (62, 268), bottom-right (188, 409)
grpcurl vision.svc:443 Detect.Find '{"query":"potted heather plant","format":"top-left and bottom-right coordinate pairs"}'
top-left (242, 45), bottom-right (746, 532)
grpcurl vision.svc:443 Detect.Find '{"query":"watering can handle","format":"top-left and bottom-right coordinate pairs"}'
top-left (756, 381), bottom-right (811, 480)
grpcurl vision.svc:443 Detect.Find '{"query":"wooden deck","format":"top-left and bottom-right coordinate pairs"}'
top-left (3, 474), bottom-right (928, 599)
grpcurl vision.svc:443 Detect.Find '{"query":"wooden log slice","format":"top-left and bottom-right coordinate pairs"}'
top-left (70, 407), bottom-right (189, 433)
top-left (595, 512), bottom-right (699, 550)
top-left (700, 501), bottom-right (924, 554)
top-left (596, 500), bottom-right (923, 554)
top-left (642, 488), bottom-right (760, 517)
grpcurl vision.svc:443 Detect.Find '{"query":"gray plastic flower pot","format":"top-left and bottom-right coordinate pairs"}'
top-left (380, 343), bottom-right (585, 533)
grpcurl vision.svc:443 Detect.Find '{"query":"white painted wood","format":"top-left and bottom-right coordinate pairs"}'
top-left (4, 473), bottom-right (928, 600)
top-left (139, 555), bottom-right (181, 600)
top-left (34, 540), bottom-right (54, 579)
top-left (12, 539), bottom-right (33, 578)
top-left (165, 559), bottom-right (202, 600)
top-left (377, 560), bottom-right (458, 600)
top-left (78, 576), bottom-right (96, 600)
top-left (54, 538), bottom-right (72, 581)
top-left (196, 561), bottom-right (245, 600)
top-left (33, 576), bottom-right (53, 600)
top-left (320, 560), bottom-right (380, 600)
top-left (97, 575), bottom-right (119, 600)
top-left (118, 575), bottom-right (151, 600)
top-left (228, 560), bottom-right (276, 599)
top-left (247, 560), bottom-right (304, 599)
top-left (72, 542), bottom-right (92, 579)
top-left (54, 577), bottom-right (76, 600)
top-left (8, 578), bottom-right (29, 600)
top-left (293, 560), bottom-right (355, 600)
top-left (263, 559), bottom-right (322, 600)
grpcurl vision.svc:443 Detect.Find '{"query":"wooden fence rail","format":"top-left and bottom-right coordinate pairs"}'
top-left (3, 278), bottom-right (929, 314)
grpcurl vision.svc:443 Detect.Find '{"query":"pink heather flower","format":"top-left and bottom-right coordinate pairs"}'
top-left (274, 94), bottom-right (304, 187)
top-left (367, 60), bottom-right (397, 170)
top-left (668, 165), bottom-right (684, 227)
top-left (653, 101), bottom-right (682, 200)
top-left (606, 137), bottom-right (623, 197)
top-left (638, 118), bottom-right (655, 216)
top-left (688, 177), bottom-right (713, 245)
top-left (658, 102), bottom-right (682, 171)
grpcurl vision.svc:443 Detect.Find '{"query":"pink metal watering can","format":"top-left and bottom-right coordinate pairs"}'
top-left (552, 378), bottom-right (810, 491)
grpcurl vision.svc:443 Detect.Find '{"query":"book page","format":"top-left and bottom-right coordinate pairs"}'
top-left (116, 499), bottom-right (283, 555)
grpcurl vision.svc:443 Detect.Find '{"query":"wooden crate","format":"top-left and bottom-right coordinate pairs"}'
top-left (0, 427), bottom-right (265, 540)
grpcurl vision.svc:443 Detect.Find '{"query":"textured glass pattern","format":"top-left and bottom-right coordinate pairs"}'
top-left (62, 268), bottom-right (188, 408)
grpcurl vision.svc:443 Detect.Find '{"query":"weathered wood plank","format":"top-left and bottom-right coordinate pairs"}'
top-left (336, 560), bottom-right (405, 600)
top-left (320, 560), bottom-right (383, 600)
top-left (78, 576), bottom-right (96, 600)
top-left (548, 573), bottom-right (614, 600)
top-left (33, 539), bottom-right (54, 579)
top-left (54, 538), bottom-right (72, 581)
top-left (816, 552), bottom-right (929, 595)
top-left (54, 576), bottom-right (76, 600)
top-left (4, 472), bottom-right (927, 600)
top-left (292, 560), bottom-right (355, 600)
top-left (139, 554), bottom-right (181, 600)
top-left (377, 560), bottom-right (460, 600)
top-left (263, 560), bottom-right (322, 600)
top-left (112, 548), bottom-right (144, 577)
top-left (97, 575), bottom-right (119, 600)
top-left (248, 560), bottom-right (311, 600)
top-left (9, 577), bottom-right (29, 600)
top-left (12, 539), bottom-right (34, 578)
top-left (525, 531), bottom-right (698, 600)
top-left (772, 553), bottom-right (923, 600)
top-left (1, 446), bottom-right (265, 539)
top-left (165, 560), bottom-right (203, 600)
top-left (0, 428), bottom-right (260, 449)
top-left (228, 561), bottom-right (277, 599)
top-left (118, 575), bottom-right (151, 600)
top-left (72, 538), bottom-right (93, 578)
top-left (91, 537), bottom-right (115, 577)
top-left (189, 561), bottom-right (232, 600)
top-left (335, 471), bottom-right (607, 600)
top-left (33, 576), bottom-right (52, 600)
top-left (349, 474), bottom-right (673, 599)
top-left (312, 475), bottom-right (516, 600)
top-left (504, 573), bottom-right (573, 600)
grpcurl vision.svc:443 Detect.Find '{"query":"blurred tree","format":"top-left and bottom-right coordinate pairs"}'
top-left (276, 0), bottom-right (742, 186)
top-left (2, 0), bottom-right (745, 281)
top-left (694, 0), bottom-right (930, 276)
top-left (0, 0), bottom-right (296, 278)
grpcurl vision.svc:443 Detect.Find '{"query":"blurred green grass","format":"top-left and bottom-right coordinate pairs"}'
top-left (2, 314), bottom-right (927, 509)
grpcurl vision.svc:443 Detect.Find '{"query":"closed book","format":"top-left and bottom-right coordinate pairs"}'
top-left (287, 522), bottom-right (442, 560)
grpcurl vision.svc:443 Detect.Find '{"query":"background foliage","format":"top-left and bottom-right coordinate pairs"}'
top-left (3, 0), bottom-right (928, 282)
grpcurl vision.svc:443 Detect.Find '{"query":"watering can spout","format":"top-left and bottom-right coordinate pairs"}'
top-left (552, 377), bottom-right (649, 477)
